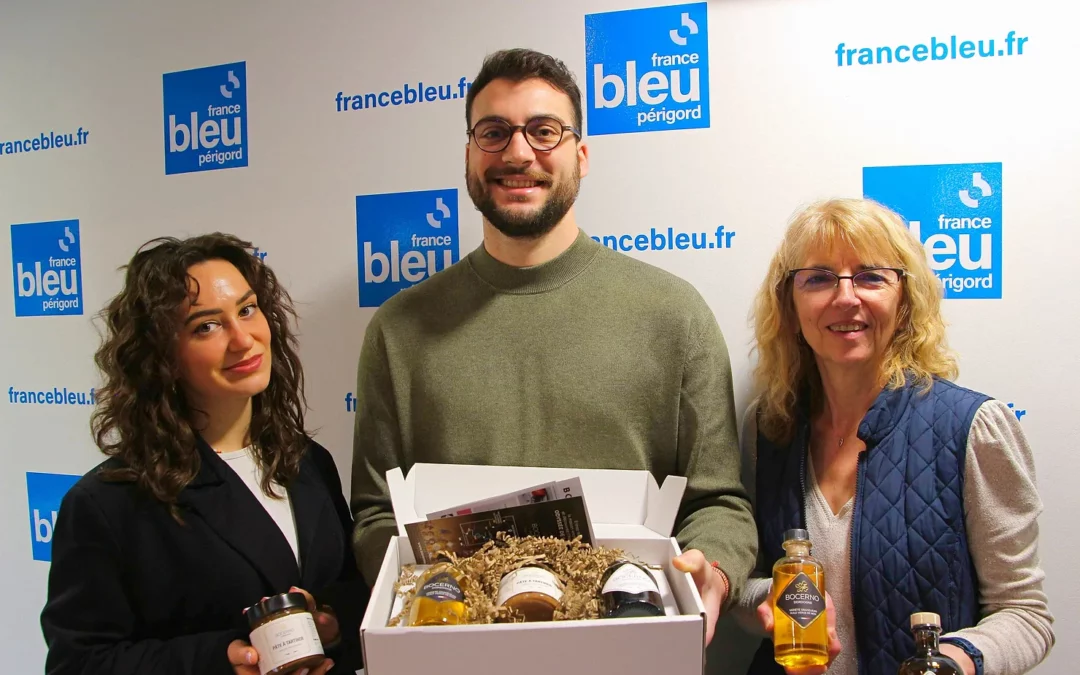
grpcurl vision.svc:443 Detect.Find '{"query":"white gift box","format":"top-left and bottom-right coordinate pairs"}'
top-left (359, 463), bottom-right (708, 675)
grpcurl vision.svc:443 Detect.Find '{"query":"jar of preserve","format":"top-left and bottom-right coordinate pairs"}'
top-left (496, 563), bottom-right (565, 622)
top-left (246, 592), bottom-right (325, 675)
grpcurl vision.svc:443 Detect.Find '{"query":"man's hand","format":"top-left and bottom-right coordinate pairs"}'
top-left (672, 549), bottom-right (728, 646)
top-left (755, 591), bottom-right (842, 675)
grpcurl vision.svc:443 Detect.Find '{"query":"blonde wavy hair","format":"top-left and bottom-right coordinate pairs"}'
top-left (751, 198), bottom-right (958, 443)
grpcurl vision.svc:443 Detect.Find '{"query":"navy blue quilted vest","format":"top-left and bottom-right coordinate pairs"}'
top-left (747, 378), bottom-right (988, 675)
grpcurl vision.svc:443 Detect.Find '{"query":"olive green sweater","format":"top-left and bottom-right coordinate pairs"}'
top-left (350, 230), bottom-right (757, 602)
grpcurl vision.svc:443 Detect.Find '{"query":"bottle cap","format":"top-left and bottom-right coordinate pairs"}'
top-left (782, 528), bottom-right (810, 542)
top-left (910, 612), bottom-right (941, 629)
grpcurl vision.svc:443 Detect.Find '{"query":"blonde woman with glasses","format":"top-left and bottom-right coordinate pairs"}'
top-left (737, 199), bottom-right (1053, 675)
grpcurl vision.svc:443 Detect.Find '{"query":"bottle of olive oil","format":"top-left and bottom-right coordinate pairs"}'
top-left (771, 528), bottom-right (828, 668)
top-left (408, 559), bottom-right (467, 626)
top-left (897, 613), bottom-right (962, 675)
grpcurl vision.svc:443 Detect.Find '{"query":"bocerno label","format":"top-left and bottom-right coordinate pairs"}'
top-left (417, 572), bottom-right (464, 602)
top-left (776, 572), bottom-right (826, 628)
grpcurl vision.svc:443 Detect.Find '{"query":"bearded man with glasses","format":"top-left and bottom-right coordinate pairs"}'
top-left (349, 48), bottom-right (757, 646)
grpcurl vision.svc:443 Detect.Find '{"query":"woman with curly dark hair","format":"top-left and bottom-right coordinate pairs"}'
top-left (40, 233), bottom-right (368, 675)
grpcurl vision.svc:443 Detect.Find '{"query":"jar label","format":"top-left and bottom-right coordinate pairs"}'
top-left (601, 563), bottom-right (661, 595)
top-left (497, 567), bottom-right (564, 605)
top-left (775, 572), bottom-right (826, 628)
top-left (249, 612), bottom-right (324, 675)
top-left (417, 571), bottom-right (464, 602)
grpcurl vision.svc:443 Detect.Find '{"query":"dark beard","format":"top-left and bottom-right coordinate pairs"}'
top-left (466, 165), bottom-right (580, 240)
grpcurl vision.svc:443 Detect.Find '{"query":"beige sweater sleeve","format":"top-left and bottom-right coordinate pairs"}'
top-left (944, 399), bottom-right (1055, 674)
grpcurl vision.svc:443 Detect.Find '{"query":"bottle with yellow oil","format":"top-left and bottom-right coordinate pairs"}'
top-left (408, 558), bottom-right (467, 627)
top-left (771, 528), bottom-right (828, 668)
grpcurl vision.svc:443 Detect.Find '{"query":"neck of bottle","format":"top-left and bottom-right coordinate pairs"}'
top-left (914, 626), bottom-right (941, 655)
top-left (784, 542), bottom-right (811, 557)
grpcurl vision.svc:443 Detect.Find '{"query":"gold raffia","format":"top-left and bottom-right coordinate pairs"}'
top-left (388, 533), bottom-right (644, 626)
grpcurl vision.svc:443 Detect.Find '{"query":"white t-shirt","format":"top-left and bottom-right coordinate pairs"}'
top-left (217, 446), bottom-right (301, 568)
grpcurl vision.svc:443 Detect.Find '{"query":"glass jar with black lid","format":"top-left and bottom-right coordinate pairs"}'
top-left (246, 592), bottom-right (325, 675)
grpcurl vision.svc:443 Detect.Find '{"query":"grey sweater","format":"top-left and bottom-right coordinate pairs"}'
top-left (736, 399), bottom-right (1054, 675)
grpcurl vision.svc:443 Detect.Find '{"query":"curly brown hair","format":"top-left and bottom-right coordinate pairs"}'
top-left (91, 233), bottom-right (308, 518)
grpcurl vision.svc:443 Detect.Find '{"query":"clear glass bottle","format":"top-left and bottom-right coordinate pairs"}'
top-left (897, 612), bottom-right (962, 675)
top-left (407, 559), bottom-right (467, 626)
top-left (771, 528), bottom-right (829, 668)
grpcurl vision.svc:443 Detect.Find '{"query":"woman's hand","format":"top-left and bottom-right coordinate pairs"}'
top-left (756, 591), bottom-right (842, 675)
top-left (235, 587), bottom-right (340, 674)
top-left (672, 549), bottom-right (729, 646)
top-left (227, 640), bottom-right (259, 675)
top-left (245, 589), bottom-right (341, 645)
top-left (227, 638), bottom-right (336, 675)
top-left (939, 644), bottom-right (976, 675)
top-left (290, 586), bottom-right (342, 649)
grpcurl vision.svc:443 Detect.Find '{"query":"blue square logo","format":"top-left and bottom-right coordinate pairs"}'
top-left (864, 163), bottom-right (1002, 299)
top-left (27, 472), bottom-right (80, 562)
top-left (11, 219), bottom-right (84, 317)
top-left (356, 189), bottom-right (459, 307)
top-left (586, 2), bottom-right (710, 136)
top-left (163, 61), bottom-right (248, 175)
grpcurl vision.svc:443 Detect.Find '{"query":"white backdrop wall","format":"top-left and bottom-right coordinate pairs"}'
top-left (1, 0), bottom-right (1075, 673)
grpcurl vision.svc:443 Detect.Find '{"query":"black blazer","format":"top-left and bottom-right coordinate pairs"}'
top-left (41, 437), bottom-right (370, 675)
